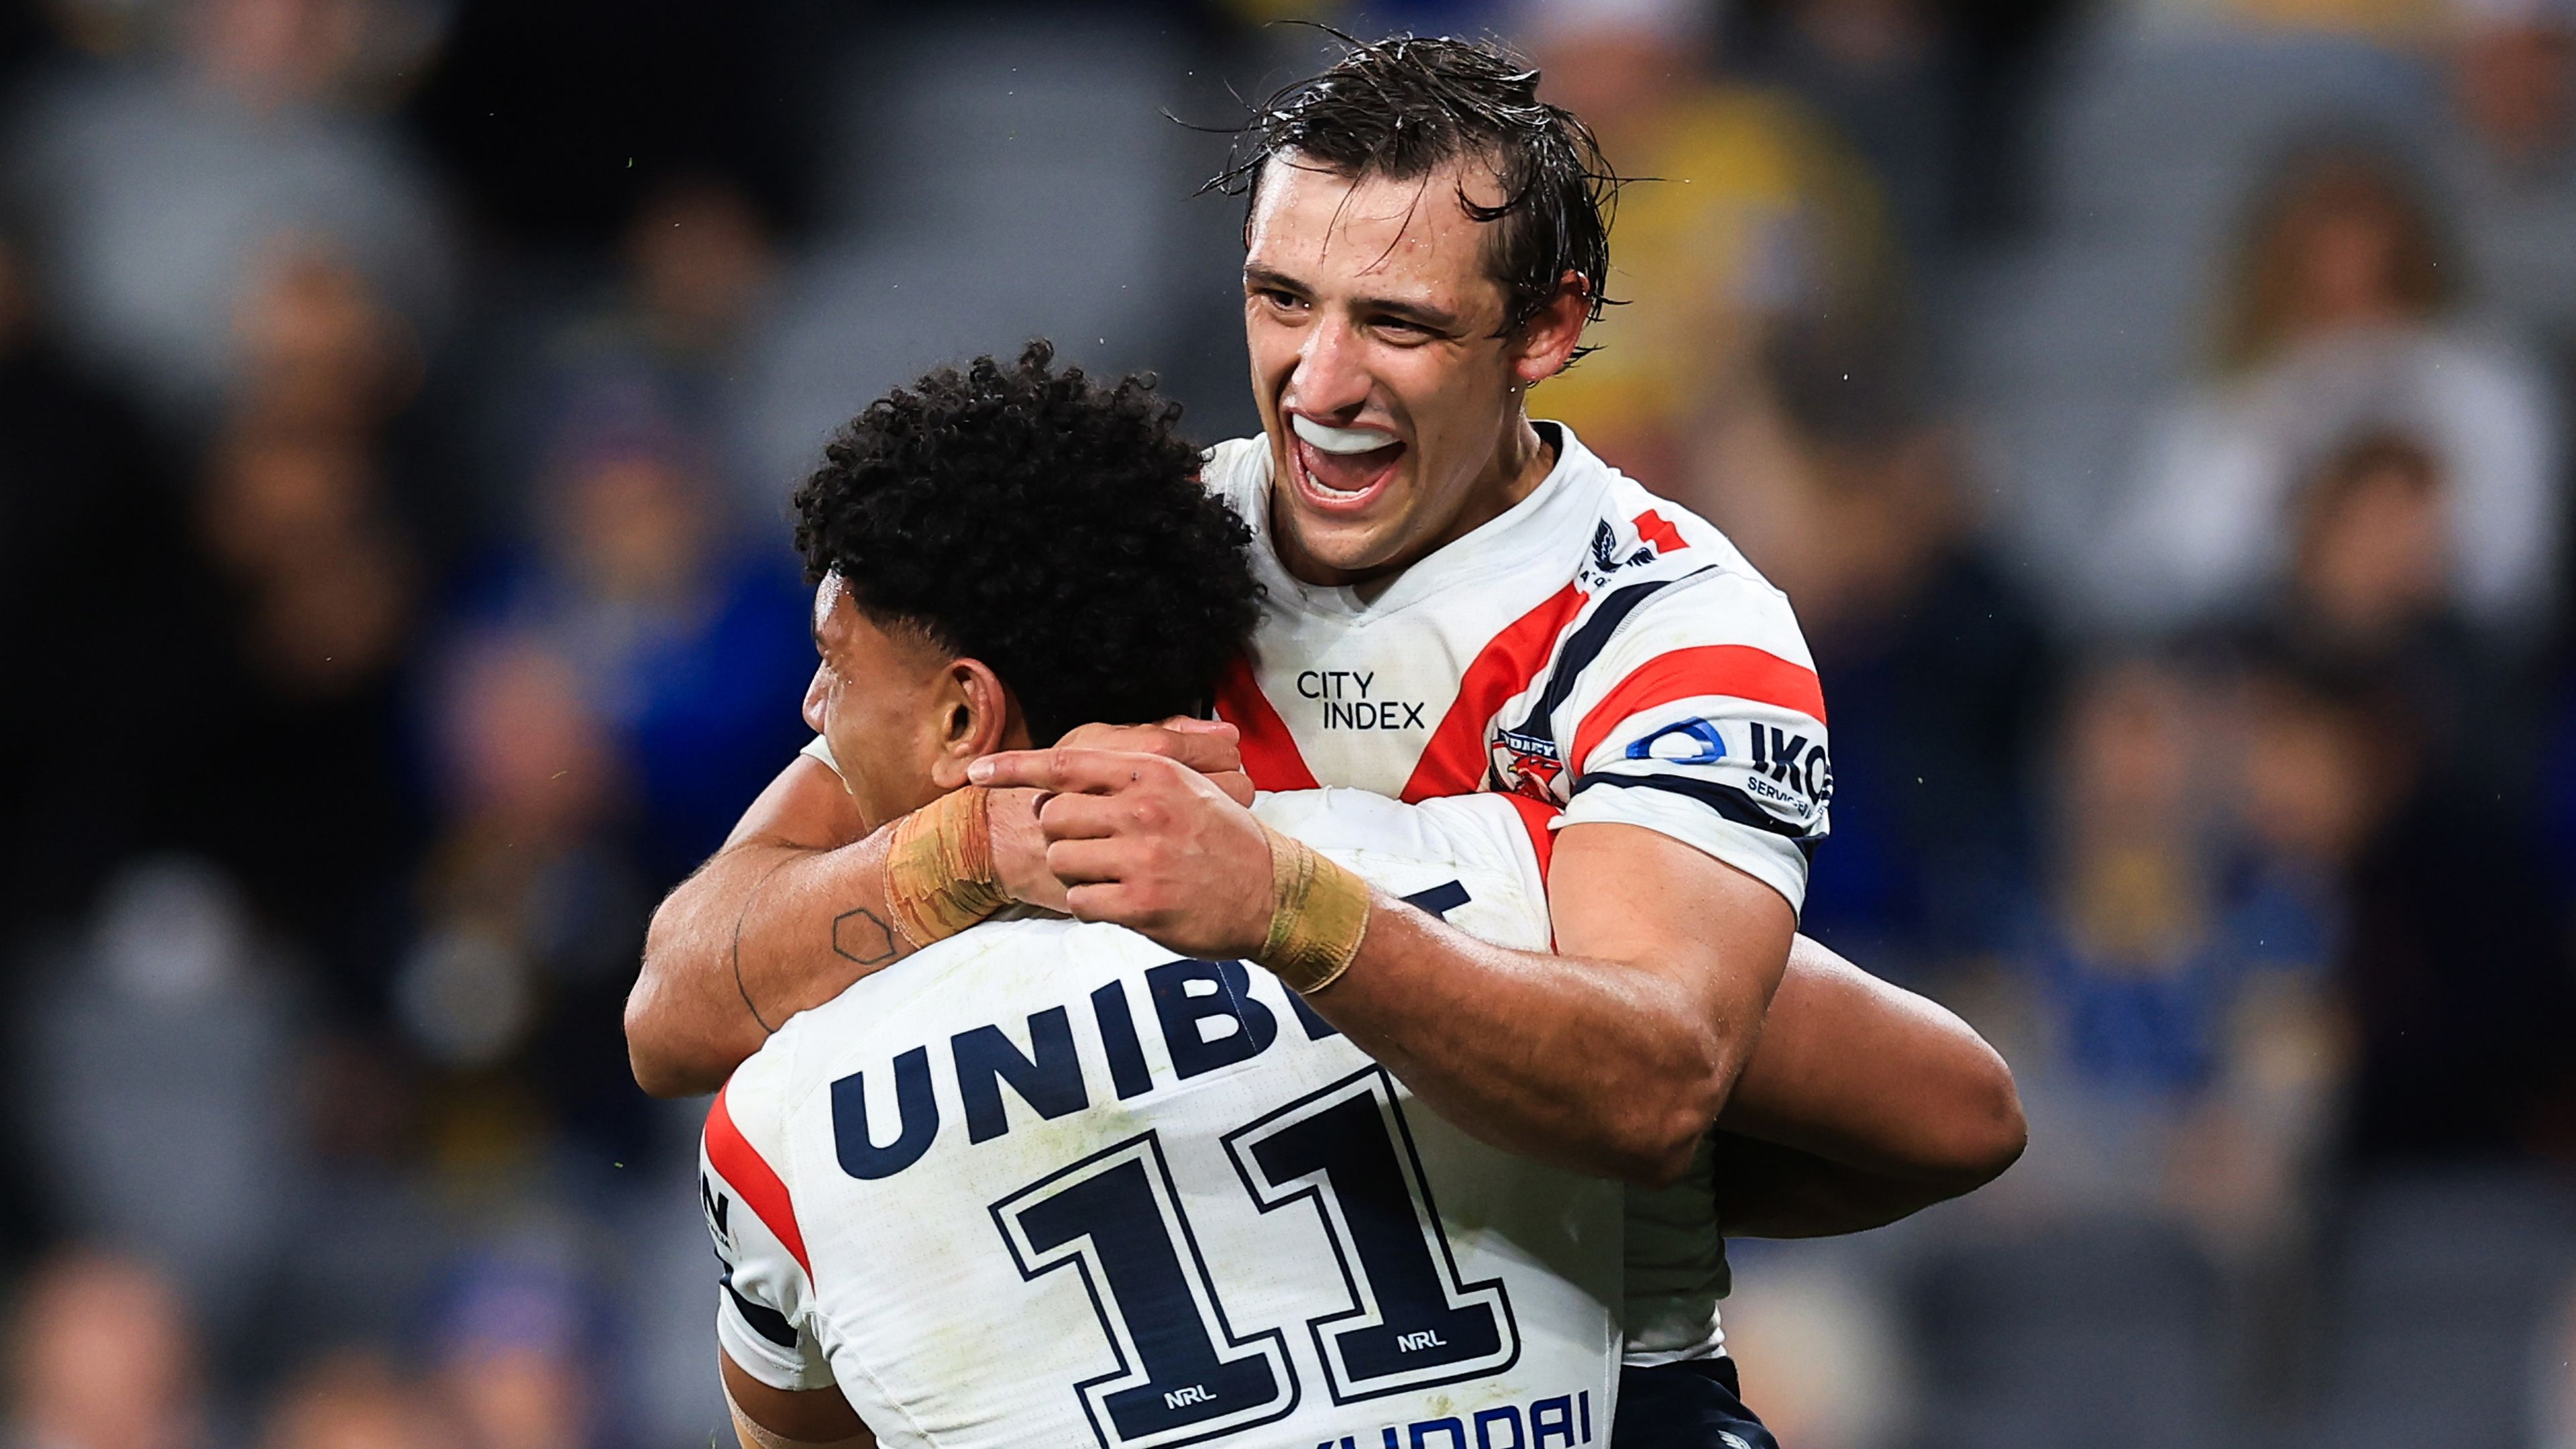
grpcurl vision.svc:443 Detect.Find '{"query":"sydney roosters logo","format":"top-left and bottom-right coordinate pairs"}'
top-left (1489, 727), bottom-right (1563, 802)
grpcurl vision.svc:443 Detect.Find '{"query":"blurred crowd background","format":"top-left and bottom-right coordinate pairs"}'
top-left (0, 0), bottom-right (2572, 1444)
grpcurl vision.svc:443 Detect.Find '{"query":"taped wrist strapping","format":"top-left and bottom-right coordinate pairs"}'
top-left (882, 786), bottom-right (1009, 949)
top-left (1255, 824), bottom-right (1372, 994)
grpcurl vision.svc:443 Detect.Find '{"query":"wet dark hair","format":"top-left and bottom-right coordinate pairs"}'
top-left (792, 341), bottom-right (1262, 744)
top-left (1205, 30), bottom-right (1619, 358)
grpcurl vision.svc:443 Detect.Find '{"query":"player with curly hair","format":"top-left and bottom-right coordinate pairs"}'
top-left (788, 342), bottom-right (1258, 774)
top-left (708, 343), bottom-right (1631, 1449)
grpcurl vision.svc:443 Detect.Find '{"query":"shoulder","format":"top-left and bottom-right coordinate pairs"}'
top-left (718, 1024), bottom-right (804, 1155)
top-left (1601, 563), bottom-right (1815, 672)
top-left (1200, 435), bottom-right (1274, 521)
top-left (1253, 789), bottom-right (1552, 949)
top-left (1546, 428), bottom-right (1781, 590)
top-left (1564, 469), bottom-right (1814, 667)
top-left (1254, 786), bottom-right (1495, 865)
top-left (1588, 460), bottom-right (1772, 578)
top-left (782, 914), bottom-right (1101, 1050)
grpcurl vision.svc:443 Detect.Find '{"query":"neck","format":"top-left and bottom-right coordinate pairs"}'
top-left (1484, 415), bottom-right (1556, 515)
top-left (1432, 413), bottom-right (1558, 552)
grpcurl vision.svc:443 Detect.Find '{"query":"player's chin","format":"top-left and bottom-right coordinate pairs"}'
top-left (1283, 513), bottom-right (1412, 578)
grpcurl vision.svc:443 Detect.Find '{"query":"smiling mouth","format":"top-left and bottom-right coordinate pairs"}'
top-left (1287, 415), bottom-right (1405, 505)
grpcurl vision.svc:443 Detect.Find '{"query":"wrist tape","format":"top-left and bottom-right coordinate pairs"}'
top-left (883, 786), bottom-right (1009, 949)
top-left (1254, 824), bottom-right (1372, 994)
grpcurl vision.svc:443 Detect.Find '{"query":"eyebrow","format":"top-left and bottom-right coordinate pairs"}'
top-left (1244, 264), bottom-right (1465, 335)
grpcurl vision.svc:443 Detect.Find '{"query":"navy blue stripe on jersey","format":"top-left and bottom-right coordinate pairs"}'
top-left (1574, 772), bottom-right (1822, 861)
top-left (724, 1274), bottom-right (800, 1349)
top-left (1502, 566), bottom-right (1717, 747)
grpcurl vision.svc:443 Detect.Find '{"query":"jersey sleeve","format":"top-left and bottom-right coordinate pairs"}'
top-left (700, 1043), bottom-right (836, 1392)
top-left (800, 735), bottom-right (839, 775)
top-left (1548, 568), bottom-right (1830, 914)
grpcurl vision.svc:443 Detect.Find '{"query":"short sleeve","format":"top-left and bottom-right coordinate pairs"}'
top-left (800, 735), bottom-right (839, 775)
top-left (702, 1051), bottom-right (836, 1392)
top-left (1548, 570), bottom-right (1829, 914)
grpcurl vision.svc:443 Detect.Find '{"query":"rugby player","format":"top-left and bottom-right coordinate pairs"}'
top-left (708, 350), bottom-right (1631, 1449)
top-left (631, 35), bottom-right (2023, 1449)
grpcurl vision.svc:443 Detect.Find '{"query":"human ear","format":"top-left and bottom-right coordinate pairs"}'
top-left (1511, 270), bottom-right (1591, 386)
top-left (928, 658), bottom-right (1018, 790)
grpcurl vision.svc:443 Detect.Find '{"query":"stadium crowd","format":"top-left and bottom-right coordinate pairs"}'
top-left (0, 0), bottom-right (2571, 1444)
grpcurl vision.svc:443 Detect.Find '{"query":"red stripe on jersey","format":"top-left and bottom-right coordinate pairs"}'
top-left (1632, 509), bottom-right (1688, 555)
top-left (1570, 645), bottom-right (1828, 771)
top-left (1214, 657), bottom-right (1320, 791)
top-left (1498, 790), bottom-right (1561, 879)
top-left (1400, 584), bottom-right (1588, 803)
top-left (705, 1082), bottom-right (810, 1278)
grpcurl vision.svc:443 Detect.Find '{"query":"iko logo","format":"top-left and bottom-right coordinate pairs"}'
top-left (1746, 725), bottom-right (1831, 808)
top-left (1625, 718), bottom-right (1727, 767)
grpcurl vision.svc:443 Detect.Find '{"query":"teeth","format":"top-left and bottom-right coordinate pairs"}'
top-left (1291, 415), bottom-right (1400, 455)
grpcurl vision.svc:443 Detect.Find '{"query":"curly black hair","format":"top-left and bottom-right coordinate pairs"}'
top-left (792, 341), bottom-right (1260, 744)
top-left (1204, 30), bottom-right (1619, 357)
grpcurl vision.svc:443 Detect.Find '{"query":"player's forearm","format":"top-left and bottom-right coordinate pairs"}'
top-left (1705, 1132), bottom-right (1986, 1238)
top-left (1302, 901), bottom-right (1769, 1188)
top-left (1714, 940), bottom-right (2025, 1187)
top-left (628, 832), bottom-right (913, 1097)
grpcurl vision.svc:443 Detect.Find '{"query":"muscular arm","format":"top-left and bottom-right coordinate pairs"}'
top-left (625, 756), bottom-right (905, 1097)
top-left (1311, 820), bottom-right (1793, 1186)
top-left (1720, 934), bottom-right (2023, 1180)
top-left (1711, 934), bottom-right (2025, 1235)
top-left (1281, 834), bottom-right (2027, 1217)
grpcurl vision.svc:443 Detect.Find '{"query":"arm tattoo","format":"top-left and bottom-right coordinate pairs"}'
top-left (833, 908), bottom-right (899, 966)
top-left (731, 855), bottom-right (804, 1036)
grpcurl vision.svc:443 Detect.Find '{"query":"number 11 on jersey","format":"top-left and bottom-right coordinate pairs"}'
top-left (992, 1066), bottom-right (1520, 1449)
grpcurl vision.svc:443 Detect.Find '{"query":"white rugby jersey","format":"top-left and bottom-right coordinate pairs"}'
top-left (1205, 422), bottom-right (1831, 1366)
top-left (1206, 424), bottom-right (1829, 913)
top-left (704, 789), bottom-right (1623, 1449)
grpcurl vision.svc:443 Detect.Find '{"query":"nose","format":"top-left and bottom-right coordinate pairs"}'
top-left (1289, 313), bottom-right (1370, 420)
